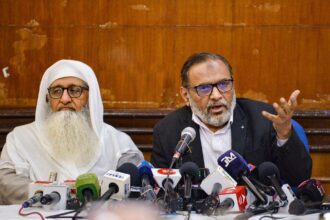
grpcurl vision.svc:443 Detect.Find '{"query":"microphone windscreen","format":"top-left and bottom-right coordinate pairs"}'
top-left (181, 127), bottom-right (196, 141)
top-left (137, 160), bottom-right (154, 185)
top-left (257, 161), bottom-right (280, 185)
top-left (296, 179), bottom-right (325, 203)
top-left (75, 173), bottom-right (100, 202)
top-left (117, 163), bottom-right (140, 186)
top-left (217, 150), bottom-right (249, 180)
top-left (288, 199), bottom-right (306, 215)
top-left (179, 162), bottom-right (200, 183)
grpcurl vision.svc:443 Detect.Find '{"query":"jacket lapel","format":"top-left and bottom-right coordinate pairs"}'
top-left (181, 107), bottom-right (205, 168)
top-left (231, 103), bottom-right (247, 156)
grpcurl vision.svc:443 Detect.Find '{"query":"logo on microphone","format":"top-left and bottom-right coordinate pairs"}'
top-left (220, 152), bottom-right (237, 167)
top-left (238, 194), bottom-right (246, 205)
top-left (157, 168), bottom-right (176, 175)
top-left (106, 171), bottom-right (126, 179)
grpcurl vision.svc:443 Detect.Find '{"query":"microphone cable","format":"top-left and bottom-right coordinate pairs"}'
top-left (18, 205), bottom-right (45, 220)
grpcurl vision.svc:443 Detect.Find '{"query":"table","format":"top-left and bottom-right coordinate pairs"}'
top-left (0, 205), bottom-right (323, 220)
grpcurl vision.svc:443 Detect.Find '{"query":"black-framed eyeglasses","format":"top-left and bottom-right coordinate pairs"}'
top-left (47, 85), bottom-right (89, 99)
top-left (190, 78), bottom-right (234, 97)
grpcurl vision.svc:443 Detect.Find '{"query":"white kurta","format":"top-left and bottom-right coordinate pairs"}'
top-left (0, 121), bottom-right (142, 182)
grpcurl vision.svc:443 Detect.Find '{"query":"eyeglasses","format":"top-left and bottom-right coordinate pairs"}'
top-left (190, 79), bottom-right (234, 97)
top-left (48, 85), bottom-right (89, 99)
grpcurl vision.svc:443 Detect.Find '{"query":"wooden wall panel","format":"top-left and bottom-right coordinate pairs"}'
top-left (0, 0), bottom-right (330, 109)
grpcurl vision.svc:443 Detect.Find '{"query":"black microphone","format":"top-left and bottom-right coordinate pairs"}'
top-left (172, 127), bottom-right (196, 162)
top-left (250, 178), bottom-right (276, 196)
top-left (217, 150), bottom-right (267, 205)
top-left (40, 192), bottom-right (61, 205)
top-left (117, 163), bottom-right (140, 187)
top-left (288, 198), bottom-right (322, 215)
top-left (199, 183), bottom-right (221, 215)
top-left (179, 162), bottom-right (199, 199)
top-left (296, 179), bottom-right (325, 208)
top-left (22, 191), bottom-right (43, 208)
top-left (258, 161), bottom-right (287, 202)
top-left (219, 198), bottom-right (235, 210)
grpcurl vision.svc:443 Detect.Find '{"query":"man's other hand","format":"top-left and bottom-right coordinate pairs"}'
top-left (262, 90), bottom-right (300, 139)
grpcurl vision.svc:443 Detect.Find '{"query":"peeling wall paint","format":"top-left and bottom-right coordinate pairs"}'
top-left (9, 22), bottom-right (47, 75)
top-left (0, 83), bottom-right (8, 100)
top-left (60, 0), bottom-right (68, 7)
top-left (301, 94), bottom-right (330, 109)
top-left (241, 90), bottom-right (269, 103)
top-left (252, 2), bottom-right (281, 12)
top-left (99, 21), bottom-right (118, 29)
top-left (130, 4), bottom-right (150, 11)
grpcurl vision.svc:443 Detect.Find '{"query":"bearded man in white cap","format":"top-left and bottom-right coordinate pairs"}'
top-left (0, 60), bottom-right (144, 204)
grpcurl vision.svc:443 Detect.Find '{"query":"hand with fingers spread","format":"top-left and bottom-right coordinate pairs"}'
top-left (262, 90), bottom-right (300, 139)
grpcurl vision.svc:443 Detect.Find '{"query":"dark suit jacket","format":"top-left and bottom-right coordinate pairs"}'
top-left (151, 98), bottom-right (312, 187)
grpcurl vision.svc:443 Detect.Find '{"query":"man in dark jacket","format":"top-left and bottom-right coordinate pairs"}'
top-left (151, 52), bottom-right (312, 187)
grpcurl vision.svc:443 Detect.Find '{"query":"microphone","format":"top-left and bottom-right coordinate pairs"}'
top-left (40, 192), bottom-right (61, 205)
top-left (258, 161), bottom-right (287, 203)
top-left (137, 160), bottom-right (156, 202)
top-left (217, 150), bottom-right (267, 205)
top-left (39, 183), bottom-right (68, 210)
top-left (100, 163), bottom-right (139, 201)
top-left (200, 166), bottom-right (237, 195)
top-left (117, 163), bottom-right (141, 187)
top-left (151, 168), bottom-right (182, 189)
top-left (250, 178), bottom-right (276, 196)
top-left (199, 183), bottom-right (221, 215)
top-left (296, 179), bottom-right (325, 208)
top-left (75, 173), bottom-right (100, 204)
top-left (172, 127), bottom-right (196, 162)
top-left (288, 179), bottom-right (325, 215)
top-left (152, 168), bottom-right (183, 213)
top-left (24, 181), bottom-right (53, 208)
top-left (179, 162), bottom-right (199, 199)
top-left (288, 198), bottom-right (323, 215)
top-left (22, 191), bottom-right (43, 208)
top-left (216, 186), bottom-right (248, 213)
top-left (198, 166), bottom-right (236, 215)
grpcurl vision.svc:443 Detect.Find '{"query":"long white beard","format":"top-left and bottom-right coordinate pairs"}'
top-left (189, 92), bottom-right (236, 127)
top-left (44, 109), bottom-right (100, 168)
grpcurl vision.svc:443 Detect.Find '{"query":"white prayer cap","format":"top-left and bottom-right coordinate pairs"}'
top-left (35, 60), bottom-right (104, 138)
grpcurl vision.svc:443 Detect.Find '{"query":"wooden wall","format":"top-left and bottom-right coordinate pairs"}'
top-left (0, 0), bottom-right (329, 194)
top-left (0, 0), bottom-right (329, 109)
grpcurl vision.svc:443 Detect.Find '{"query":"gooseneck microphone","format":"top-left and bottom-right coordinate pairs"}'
top-left (258, 162), bottom-right (287, 202)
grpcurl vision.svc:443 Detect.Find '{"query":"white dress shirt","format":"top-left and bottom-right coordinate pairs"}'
top-left (192, 113), bottom-right (234, 173)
